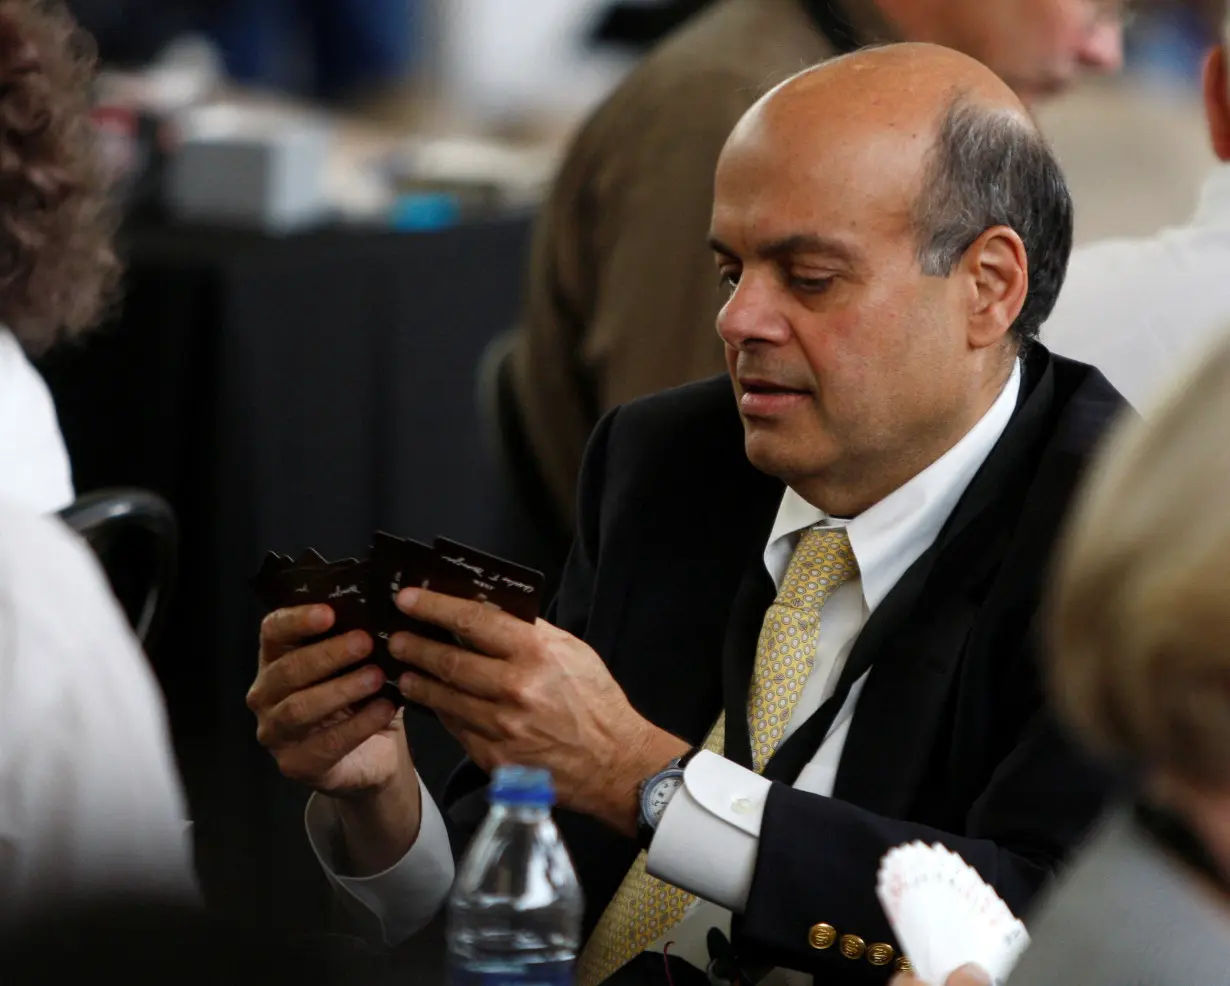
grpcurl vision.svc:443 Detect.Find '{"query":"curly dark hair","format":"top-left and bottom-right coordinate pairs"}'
top-left (0, 0), bottom-right (119, 355)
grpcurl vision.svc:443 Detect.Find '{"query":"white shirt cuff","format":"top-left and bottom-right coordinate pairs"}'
top-left (305, 772), bottom-right (455, 946)
top-left (645, 751), bottom-right (770, 913)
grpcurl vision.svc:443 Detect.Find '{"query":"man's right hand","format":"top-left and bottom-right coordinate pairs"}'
top-left (248, 604), bottom-right (422, 874)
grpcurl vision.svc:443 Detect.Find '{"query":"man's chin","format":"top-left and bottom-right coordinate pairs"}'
top-left (742, 429), bottom-right (832, 483)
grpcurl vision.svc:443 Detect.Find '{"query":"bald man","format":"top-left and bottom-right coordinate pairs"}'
top-left (250, 45), bottom-right (1126, 986)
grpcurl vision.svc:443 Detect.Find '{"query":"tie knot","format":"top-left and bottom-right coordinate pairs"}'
top-left (778, 526), bottom-right (858, 609)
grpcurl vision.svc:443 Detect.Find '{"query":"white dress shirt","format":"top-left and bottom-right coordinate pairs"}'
top-left (1042, 164), bottom-right (1230, 413)
top-left (0, 327), bottom-right (73, 513)
top-left (0, 497), bottom-right (197, 927)
top-left (306, 361), bottom-right (1021, 950)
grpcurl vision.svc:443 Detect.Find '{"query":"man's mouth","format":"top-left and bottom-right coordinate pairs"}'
top-left (740, 378), bottom-right (811, 396)
top-left (738, 378), bottom-right (811, 415)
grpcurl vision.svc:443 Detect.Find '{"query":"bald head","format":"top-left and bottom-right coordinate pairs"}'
top-left (717, 42), bottom-right (1072, 347)
top-left (747, 42), bottom-right (1031, 140)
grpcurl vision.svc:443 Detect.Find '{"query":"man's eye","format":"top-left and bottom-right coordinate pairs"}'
top-left (791, 276), bottom-right (834, 294)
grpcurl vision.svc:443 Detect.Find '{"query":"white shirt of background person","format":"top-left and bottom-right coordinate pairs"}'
top-left (1041, 169), bottom-right (1230, 412)
top-left (0, 327), bottom-right (74, 513)
top-left (305, 362), bottom-right (1021, 956)
top-left (0, 496), bottom-right (197, 928)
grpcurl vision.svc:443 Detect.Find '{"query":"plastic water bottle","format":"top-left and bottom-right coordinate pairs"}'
top-left (448, 765), bottom-right (584, 985)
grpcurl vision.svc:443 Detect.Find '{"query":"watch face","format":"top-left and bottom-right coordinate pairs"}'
top-left (644, 772), bottom-right (684, 826)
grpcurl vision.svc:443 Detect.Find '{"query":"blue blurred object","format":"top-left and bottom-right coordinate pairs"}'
top-left (390, 193), bottom-right (462, 232)
top-left (210, 0), bottom-right (417, 102)
top-left (1125, 2), bottom-right (1211, 88)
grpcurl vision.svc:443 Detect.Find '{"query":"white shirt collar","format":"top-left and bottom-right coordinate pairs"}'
top-left (764, 359), bottom-right (1022, 612)
top-left (1192, 164), bottom-right (1230, 230)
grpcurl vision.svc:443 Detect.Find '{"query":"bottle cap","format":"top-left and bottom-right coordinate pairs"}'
top-left (488, 765), bottom-right (556, 807)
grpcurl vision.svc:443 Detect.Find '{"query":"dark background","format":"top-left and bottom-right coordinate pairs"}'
top-left (38, 214), bottom-right (533, 932)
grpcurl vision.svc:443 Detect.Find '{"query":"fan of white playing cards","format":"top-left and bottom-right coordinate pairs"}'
top-left (876, 841), bottom-right (1030, 986)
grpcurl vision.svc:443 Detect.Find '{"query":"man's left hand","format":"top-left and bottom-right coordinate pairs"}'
top-left (388, 588), bottom-right (689, 836)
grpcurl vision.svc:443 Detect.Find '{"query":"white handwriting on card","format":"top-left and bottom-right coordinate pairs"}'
top-left (497, 575), bottom-right (535, 594)
top-left (440, 554), bottom-right (484, 578)
top-left (329, 584), bottom-right (362, 600)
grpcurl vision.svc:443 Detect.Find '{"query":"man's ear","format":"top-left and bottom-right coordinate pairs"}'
top-left (959, 225), bottom-right (1028, 351)
top-left (1203, 46), bottom-right (1230, 162)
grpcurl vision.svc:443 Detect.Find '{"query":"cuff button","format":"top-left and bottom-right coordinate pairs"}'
top-left (839, 934), bottom-right (866, 960)
top-left (866, 943), bottom-right (894, 966)
top-left (808, 923), bottom-right (837, 950)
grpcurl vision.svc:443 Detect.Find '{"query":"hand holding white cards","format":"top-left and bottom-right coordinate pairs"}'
top-left (877, 841), bottom-right (1030, 986)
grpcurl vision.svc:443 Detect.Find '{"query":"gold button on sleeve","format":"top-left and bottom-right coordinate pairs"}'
top-left (895, 956), bottom-right (914, 974)
top-left (839, 934), bottom-right (866, 960)
top-left (866, 942), bottom-right (894, 966)
top-left (808, 923), bottom-right (837, 950)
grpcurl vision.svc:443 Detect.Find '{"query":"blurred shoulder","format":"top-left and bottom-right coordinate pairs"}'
top-left (563, 0), bottom-right (832, 187)
top-left (1011, 809), bottom-right (1230, 986)
top-left (0, 496), bottom-right (138, 678)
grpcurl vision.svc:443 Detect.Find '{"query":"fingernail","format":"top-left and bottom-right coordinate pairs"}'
top-left (399, 673), bottom-right (417, 697)
top-left (387, 633), bottom-right (406, 658)
top-left (956, 964), bottom-right (992, 985)
top-left (398, 588), bottom-right (421, 610)
top-left (363, 667), bottom-right (385, 690)
top-left (309, 606), bottom-right (332, 630)
top-left (347, 632), bottom-right (370, 657)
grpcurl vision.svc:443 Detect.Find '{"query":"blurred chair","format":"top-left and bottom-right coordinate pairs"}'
top-left (57, 488), bottom-right (177, 651)
top-left (476, 331), bottom-right (571, 598)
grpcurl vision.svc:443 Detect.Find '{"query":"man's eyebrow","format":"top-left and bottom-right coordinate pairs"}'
top-left (708, 233), bottom-right (859, 264)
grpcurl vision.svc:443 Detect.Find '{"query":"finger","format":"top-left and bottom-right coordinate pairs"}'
top-left (249, 630), bottom-right (373, 710)
top-left (275, 698), bottom-right (399, 784)
top-left (398, 672), bottom-right (503, 740)
top-left (260, 605), bottom-right (335, 662)
top-left (395, 589), bottom-right (533, 660)
top-left (388, 632), bottom-right (513, 701)
top-left (445, 726), bottom-right (502, 775)
top-left (257, 664), bottom-right (387, 748)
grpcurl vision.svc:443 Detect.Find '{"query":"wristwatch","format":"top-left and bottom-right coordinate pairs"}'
top-left (637, 746), bottom-right (701, 850)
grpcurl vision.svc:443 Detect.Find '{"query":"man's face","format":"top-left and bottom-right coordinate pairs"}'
top-left (941, 0), bottom-right (1125, 101)
top-left (711, 116), bottom-right (984, 506)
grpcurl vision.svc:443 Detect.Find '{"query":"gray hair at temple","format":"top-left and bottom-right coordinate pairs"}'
top-left (911, 93), bottom-right (1074, 348)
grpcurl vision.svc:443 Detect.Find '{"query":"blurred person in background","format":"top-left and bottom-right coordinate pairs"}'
top-left (0, 0), bottom-right (197, 928)
top-left (1043, 1), bottom-right (1230, 411)
top-left (0, 0), bottom-right (120, 513)
top-left (896, 327), bottom-right (1230, 985)
top-left (502, 0), bottom-right (1127, 579)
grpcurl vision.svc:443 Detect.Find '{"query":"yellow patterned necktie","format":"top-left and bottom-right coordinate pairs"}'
top-left (576, 527), bottom-right (859, 986)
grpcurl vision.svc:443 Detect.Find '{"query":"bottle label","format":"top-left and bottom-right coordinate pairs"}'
top-left (450, 959), bottom-right (574, 986)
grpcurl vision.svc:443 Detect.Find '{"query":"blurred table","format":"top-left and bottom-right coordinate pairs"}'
top-left (38, 214), bottom-right (533, 929)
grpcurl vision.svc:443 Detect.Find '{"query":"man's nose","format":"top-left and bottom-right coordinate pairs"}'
top-left (1079, 19), bottom-right (1124, 74)
top-left (717, 276), bottom-right (792, 351)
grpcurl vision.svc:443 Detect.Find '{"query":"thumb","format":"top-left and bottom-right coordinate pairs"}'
top-left (950, 964), bottom-right (993, 986)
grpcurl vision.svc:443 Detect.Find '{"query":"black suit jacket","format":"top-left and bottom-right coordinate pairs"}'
top-left (445, 345), bottom-right (1129, 983)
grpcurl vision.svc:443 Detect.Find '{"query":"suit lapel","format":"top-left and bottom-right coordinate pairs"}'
top-left (720, 537), bottom-right (777, 770)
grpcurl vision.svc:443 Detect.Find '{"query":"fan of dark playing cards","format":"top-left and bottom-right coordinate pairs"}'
top-left (250, 533), bottom-right (545, 711)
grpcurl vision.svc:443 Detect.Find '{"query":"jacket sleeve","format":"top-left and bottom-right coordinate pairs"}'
top-left (738, 710), bottom-right (1117, 980)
